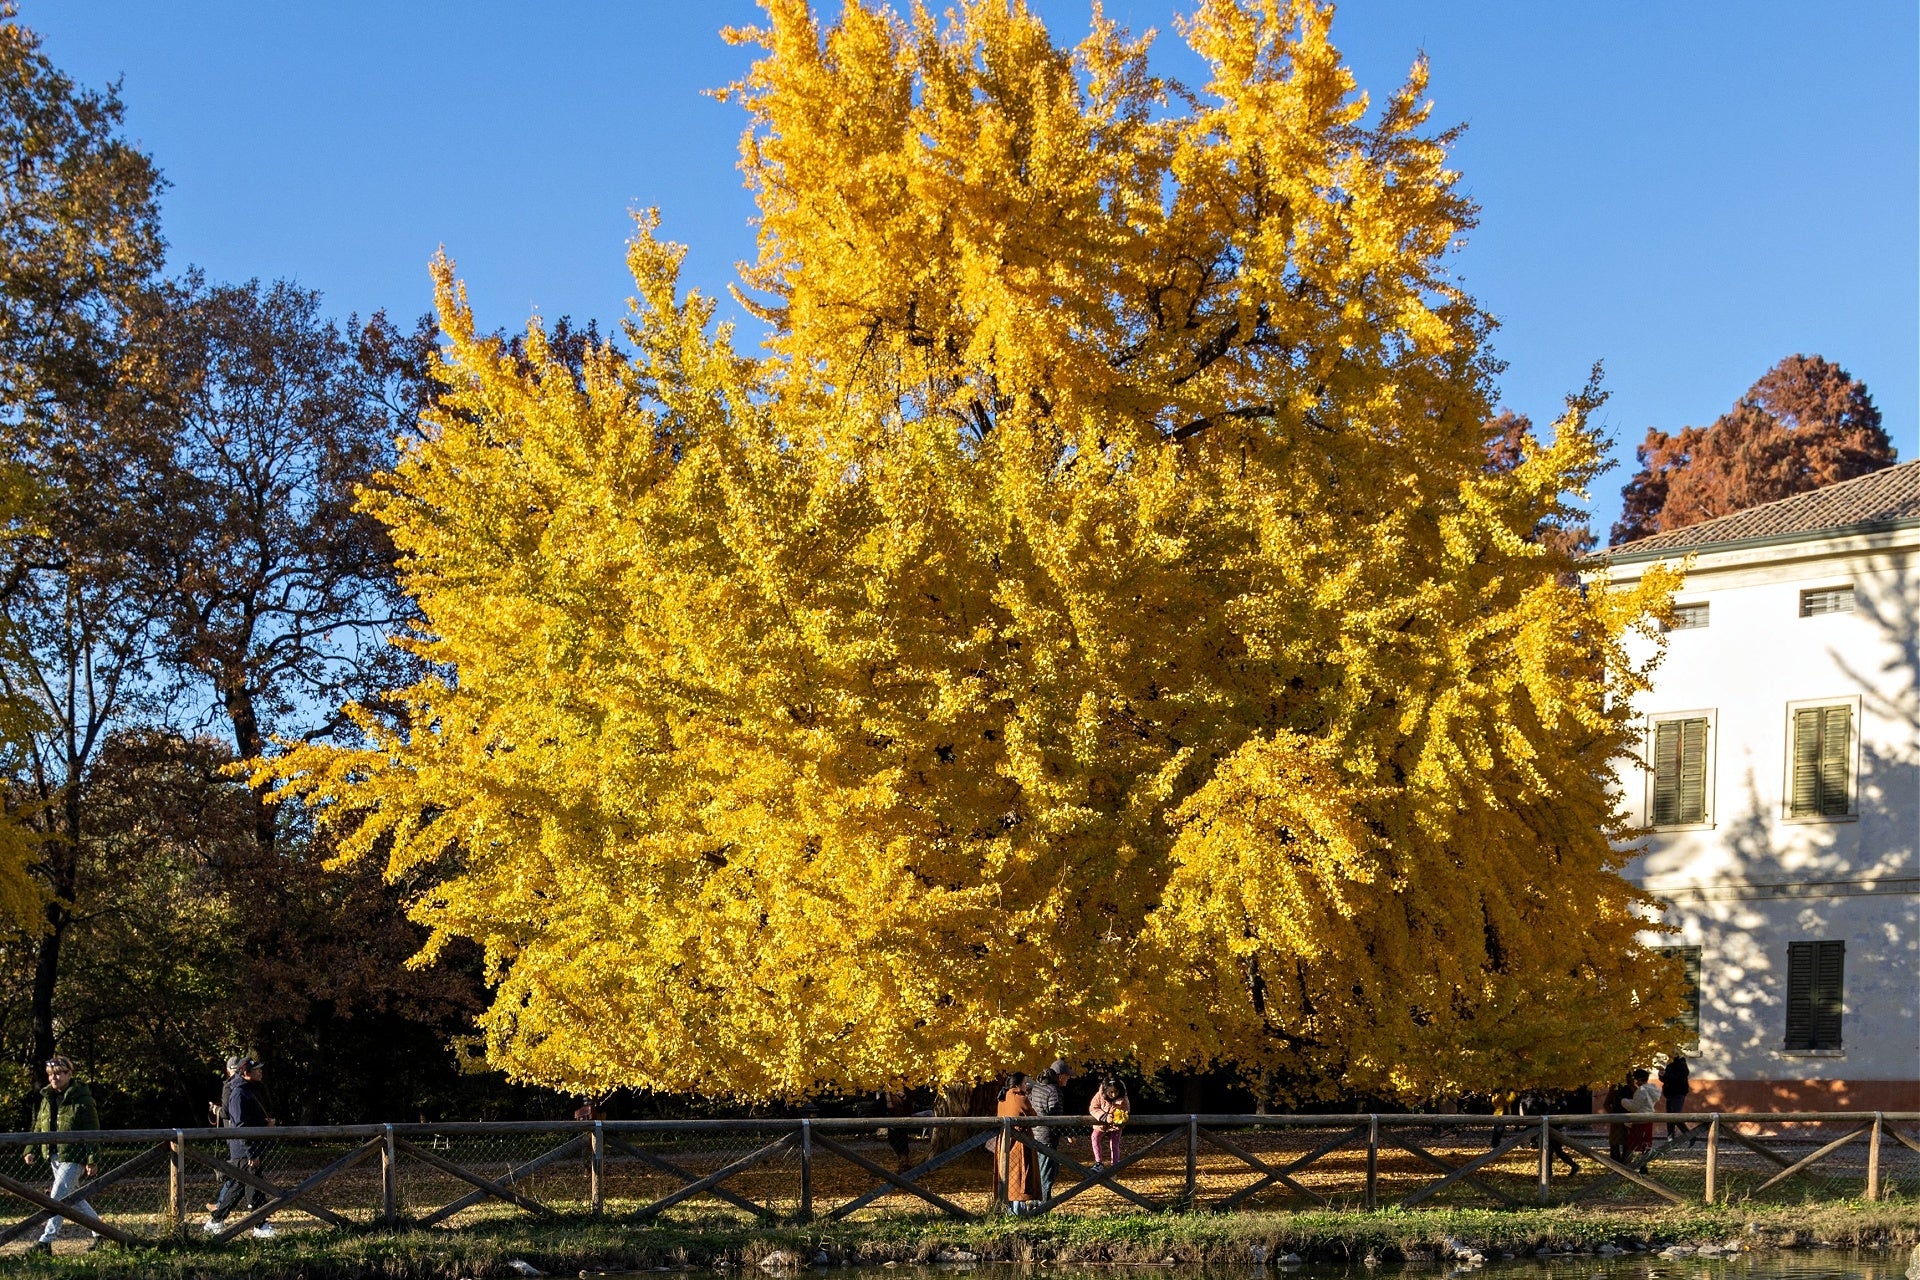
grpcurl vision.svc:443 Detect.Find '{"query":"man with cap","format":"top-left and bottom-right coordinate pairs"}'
top-left (1025, 1059), bottom-right (1074, 1206)
top-left (206, 1056), bottom-right (277, 1237)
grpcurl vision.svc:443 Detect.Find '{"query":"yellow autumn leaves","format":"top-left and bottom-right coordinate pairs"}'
top-left (268, 0), bottom-right (1683, 1100)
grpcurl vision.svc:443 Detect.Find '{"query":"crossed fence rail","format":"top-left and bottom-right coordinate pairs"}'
top-left (0, 1111), bottom-right (1914, 1250)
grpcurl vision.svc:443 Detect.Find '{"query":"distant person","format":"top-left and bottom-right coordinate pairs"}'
top-left (1088, 1077), bottom-right (1130, 1171)
top-left (206, 1057), bottom-right (277, 1238)
top-left (1624, 1068), bottom-right (1659, 1156)
top-left (1025, 1059), bottom-right (1072, 1204)
top-left (1603, 1079), bottom-right (1631, 1162)
top-left (1522, 1090), bottom-right (1579, 1178)
top-left (1488, 1088), bottom-right (1519, 1148)
top-left (22, 1056), bottom-right (100, 1254)
top-left (881, 1086), bottom-right (916, 1173)
top-left (991, 1072), bottom-right (1039, 1213)
top-left (1659, 1054), bottom-right (1692, 1140)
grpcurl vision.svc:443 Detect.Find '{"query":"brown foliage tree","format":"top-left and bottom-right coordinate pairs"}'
top-left (136, 276), bottom-right (424, 856)
top-left (1613, 355), bottom-right (1894, 544)
top-left (0, 3), bottom-right (165, 1068)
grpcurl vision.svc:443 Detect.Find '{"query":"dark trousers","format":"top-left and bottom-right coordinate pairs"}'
top-left (209, 1170), bottom-right (263, 1223)
top-left (1664, 1092), bottom-right (1691, 1137)
top-left (210, 1146), bottom-right (268, 1224)
top-left (1034, 1149), bottom-right (1055, 1204)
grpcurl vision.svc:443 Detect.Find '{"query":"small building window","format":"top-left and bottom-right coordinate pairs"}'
top-left (1789, 704), bottom-right (1853, 818)
top-left (1656, 944), bottom-right (1702, 1049)
top-left (1799, 585), bottom-right (1854, 617)
top-left (1785, 940), bottom-right (1844, 1051)
top-left (1651, 717), bottom-right (1710, 825)
top-left (1666, 602), bottom-right (1709, 631)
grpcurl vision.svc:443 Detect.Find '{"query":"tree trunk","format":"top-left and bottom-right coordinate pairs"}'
top-left (222, 677), bottom-right (276, 857)
top-left (30, 903), bottom-right (65, 1066)
top-left (930, 1079), bottom-right (997, 1167)
top-left (31, 783), bottom-right (83, 1064)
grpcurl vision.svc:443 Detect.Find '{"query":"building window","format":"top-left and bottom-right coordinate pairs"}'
top-left (1665, 602), bottom-right (1709, 631)
top-left (1651, 716), bottom-right (1710, 825)
top-left (1656, 944), bottom-right (1701, 1049)
top-left (1785, 940), bottom-right (1844, 1051)
top-left (1799, 585), bottom-right (1854, 617)
top-left (1788, 703), bottom-right (1853, 818)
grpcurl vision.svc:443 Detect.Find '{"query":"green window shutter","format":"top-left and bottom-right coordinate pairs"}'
top-left (1652, 718), bottom-right (1709, 825)
top-left (1785, 942), bottom-right (1815, 1050)
top-left (1818, 706), bottom-right (1851, 817)
top-left (1790, 707), bottom-right (1822, 817)
top-left (1657, 945), bottom-right (1703, 1047)
top-left (1653, 721), bottom-right (1681, 825)
top-left (1812, 941), bottom-right (1844, 1050)
top-left (1681, 946), bottom-right (1702, 1043)
top-left (1678, 719), bottom-right (1708, 823)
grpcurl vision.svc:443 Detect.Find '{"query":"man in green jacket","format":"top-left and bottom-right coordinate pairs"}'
top-left (22, 1055), bottom-right (100, 1253)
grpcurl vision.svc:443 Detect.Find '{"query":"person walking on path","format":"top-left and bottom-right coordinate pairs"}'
top-left (990, 1073), bottom-right (1039, 1213)
top-left (1659, 1054), bottom-right (1692, 1141)
top-left (206, 1057), bottom-right (277, 1237)
top-left (1025, 1059), bottom-right (1072, 1204)
top-left (22, 1056), bottom-right (100, 1254)
top-left (1088, 1077), bottom-right (1129, 1171)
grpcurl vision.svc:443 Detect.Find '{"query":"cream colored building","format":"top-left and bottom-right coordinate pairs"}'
top-left (1600, 462), bottom-right (1919, 1111)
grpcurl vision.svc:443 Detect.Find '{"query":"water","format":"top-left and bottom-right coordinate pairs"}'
top-left (828, 1254), bottom-right (1911, 1280)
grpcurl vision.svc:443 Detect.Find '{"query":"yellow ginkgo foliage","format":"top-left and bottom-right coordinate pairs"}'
top-left (270, 0), bottom-right (1683, 1101)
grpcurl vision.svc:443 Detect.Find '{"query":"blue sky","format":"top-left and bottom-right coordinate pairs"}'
top-left (34, 2), bottom-right (1918, 538)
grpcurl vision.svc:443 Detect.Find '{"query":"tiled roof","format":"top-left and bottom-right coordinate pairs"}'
top-left (1604, 460), bottom-right (1920, 559)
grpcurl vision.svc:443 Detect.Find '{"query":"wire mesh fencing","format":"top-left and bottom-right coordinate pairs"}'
top-left (0, 1110), bottom-right (1910, 1251)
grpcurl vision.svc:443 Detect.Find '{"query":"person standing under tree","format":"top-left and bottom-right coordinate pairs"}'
top-left (881, 1085), bottom-right (916, 1174)
top-left (1025, 1059), bottom-right (1072, 1205)
top-left (990, 1073), bottom-right (1039, 1213)
top-left (1088, 1077), bottom-right (1130, 1171)
top-left (22, 1056), bottom-right (100, 1254)
top-left (1659, 1054), bottom-right (1692, 1141)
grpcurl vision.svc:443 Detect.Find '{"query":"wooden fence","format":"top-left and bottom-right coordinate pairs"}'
top-left (0, 1111), bottom-right (1914, 1248)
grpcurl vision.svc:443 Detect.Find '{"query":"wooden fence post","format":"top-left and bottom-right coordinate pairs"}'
top-left (1536, 1115), bottom-right (1551, 1204)
top-left (169, 1130), bottom-right (186, 1233)
top-left (1865, 1112), bottom-right (1882, 1202)
top-left (381, 1124), bottom-right (398, 1225)
top-left (1363, 1115), bottom-right (1378, 1212)
top-left (1703, 1115), bottom-right (1719, 1204)
top-left (1184, 1116), bottom-right (1198, 1205)
top-left (591, 1121), bottom-right (605, 1216)
top-left (798, 1119), bottom-right (813, 1222)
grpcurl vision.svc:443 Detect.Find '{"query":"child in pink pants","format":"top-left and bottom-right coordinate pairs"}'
top-left (1088, 1077), bottom-right (1129, 1169)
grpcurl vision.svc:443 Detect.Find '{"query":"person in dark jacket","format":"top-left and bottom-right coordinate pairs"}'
top-left (1660, 1054), bottom-right (1693, 1141)
top-left (881, 1086), bottom-right (916, 1173)
top-left (1024, 1059), bottom-right (1073, 1206)
top-left (206, 1057), bottom-right (277, 1237)
top-left (22, 1056), bottom-right (100, 1253)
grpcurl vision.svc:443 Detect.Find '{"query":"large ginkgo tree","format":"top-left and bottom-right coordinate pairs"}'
top-left (271, 0), bottom-right (1683, 1101)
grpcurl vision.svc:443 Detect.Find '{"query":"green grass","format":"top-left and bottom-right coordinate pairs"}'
top-left (6, 1201), bottom-right (1919, 1278)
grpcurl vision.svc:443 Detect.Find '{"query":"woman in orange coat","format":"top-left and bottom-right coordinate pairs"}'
top-left (992, 1073), bottom-right (1039, 1210)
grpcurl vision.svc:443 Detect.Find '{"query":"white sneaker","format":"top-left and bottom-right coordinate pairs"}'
top-left (203, 1218), bottom-right (222, 1234)
top-left (251, 1222), bottom-right (277, 1238)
